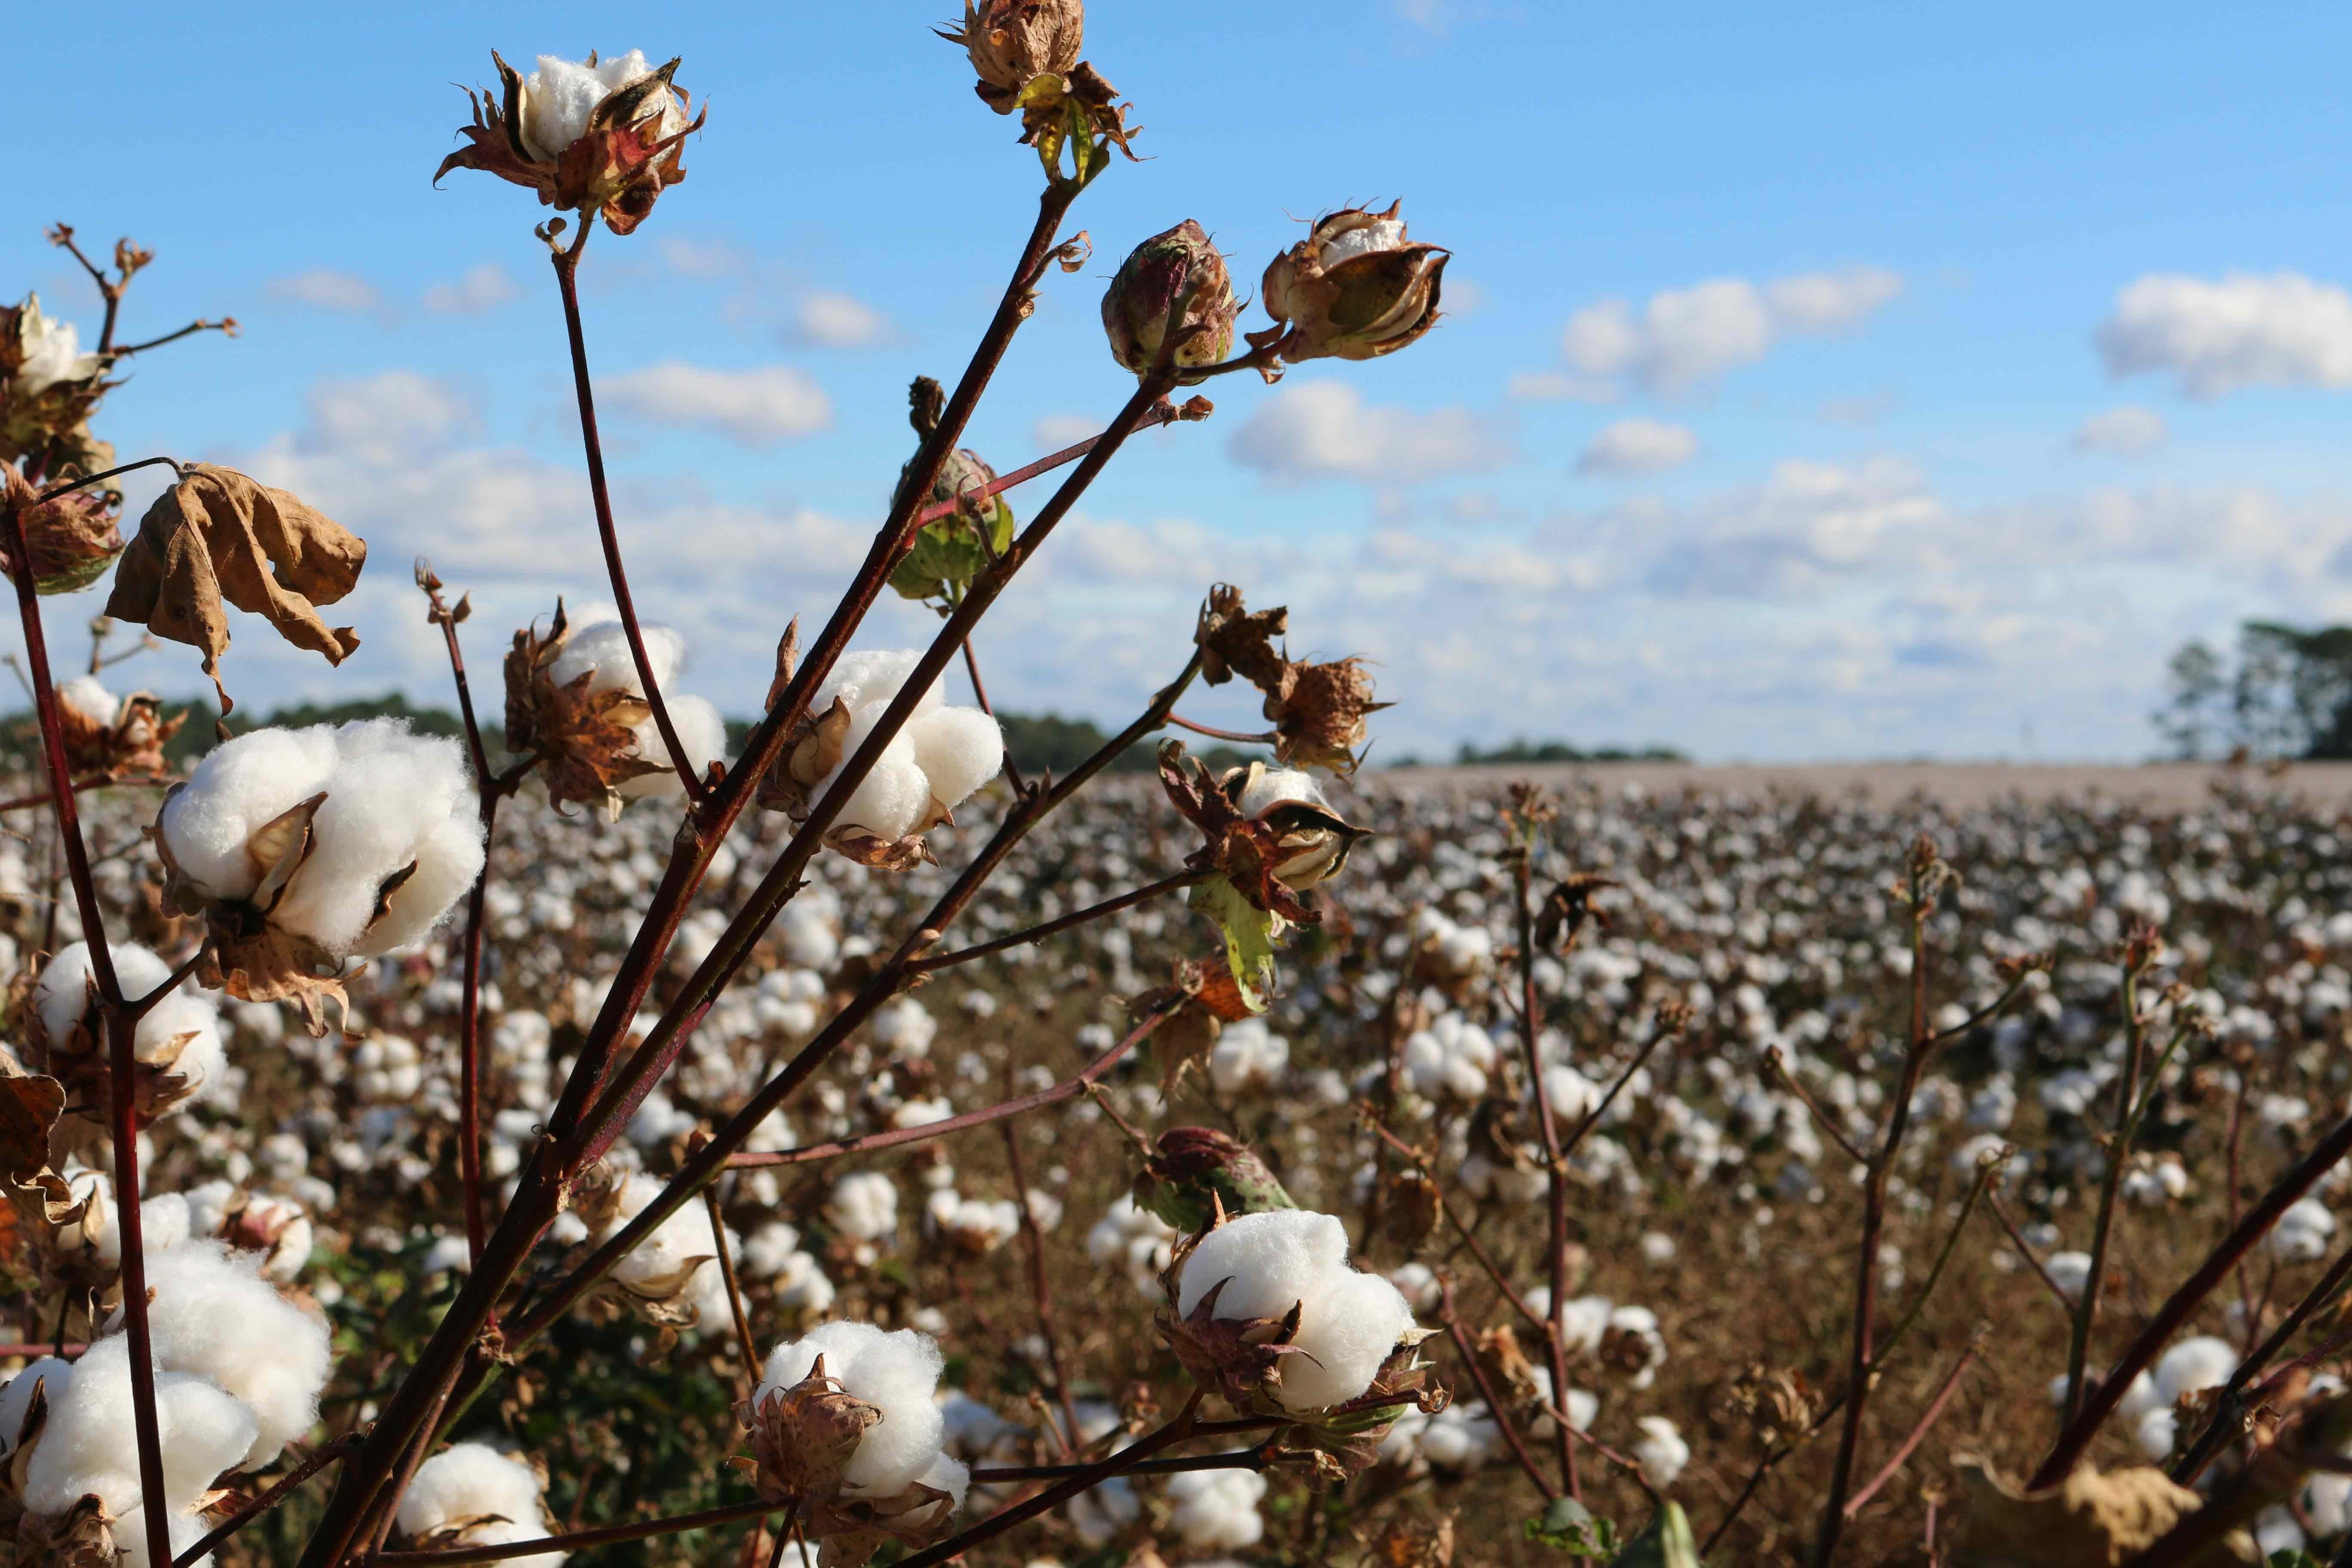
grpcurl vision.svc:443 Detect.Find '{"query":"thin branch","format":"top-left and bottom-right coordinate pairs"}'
top-left (1000, 1116), bottom-right (1081, 1455)
top-left (1986, 1192), bottom-right (2077, 1311)
top-left (1439, 1279), bottom-right (1559, 1502)
top-left (548, 225), bottom-right (705, 805)
top-left (378, 1497), bottom-right (783, 1565)
top-left (121, 950), bottom-right (205, 1023)
top-left (1166, 713), bottom-right (1275, 745)
top-left (909, 404), bottom-right (1177, 531)
top-left (0, 772), bottom-right (174, 815)
top-left (32, 455), bottom-right (184, 502)
top-left (2061, 943), bottom-right (2156, 1430)
top-left (906, 868), bottom-right (1207, 974)
top-left (2173, 1240), bottom-right (2352, 1484)
top-left (173, 1436), bottom-right (360, 1568)
top-left (108, 319), bottom-right (235, 358)
top-left (1841, 1343), bottom-right (1979, 1518)
top-left (1558, 1022), bottom-right (1679, 1164)
top-left (1763, 1046), bottom-right (1869, 1166)
top-left (1507, 807), bottom-right (1579, 1502)
top-left (701, 1179), bottom-right (761, 1389)
top-left (969, 1448), bottom-right (1268, 1482)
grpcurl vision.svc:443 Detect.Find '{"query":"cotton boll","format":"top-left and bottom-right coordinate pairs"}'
top-left (818, 650), bottom-right (944, 717)
top-left (1165, 1468), bottom-right (1267, 1548)
top-left (23, 1337), bottom-right (257, 1529)
top-left (2154, 1337), bottom-right (2238, 1406)
top-left (825, 734), bottom-right (931, 843)
top-left (159, 728), bottom-right (341, 901)
top-left (397, 1442), bottom-right (561, 1568)
top-left (57, 675), bottom-right (118, 727)
top-left (1235, 767), bottom-right (1330, 820)
top-left (518, 49), bottom-right (681, 162)
top-left (0, 1357), bottom-right (72, 1452)
top-left (2046, 1251), bottom-right (2092, 1304)
top-left (112, 1240), bottom-right (332, 1466)
top-left (35, 943), bottom-right (210, 1067)
top-left (271, 726), bottom-right (485, 959)
top-left (831, 1173), bottom-right (899, 1241)
top-left (619, 695), bottom-right (730, 801)
top-left (916, 1452), bottom-right (970, 1512)
top-left (547, 619), bottom-right (685, 700)
top-left (2136, 1406), bottom-right (2177, 1461)
top-left (1279, 1267), bottom-right (1414, 1412)
top-left (758, 1323), bottom-right (947, 1495)
top-left (1177, 1210), bottom-right (1349, 1322)
top-left (905, 707), bottom-right (1004, 813)
top-left (1633, 1416), bottom-right (1690, 1488)
top-left (1388, 1262), bottom-right (1442, 1313)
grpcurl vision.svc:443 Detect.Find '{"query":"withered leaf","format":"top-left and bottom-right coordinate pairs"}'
top-left (0, 1075), bottom-right (64, 1183)
top-left (105, 464), bottom-right (365, 714)
top-left (1196, 583), bottom-right (1289, 689)
top-left (1951, 1454), bottom-right (2253, 1567)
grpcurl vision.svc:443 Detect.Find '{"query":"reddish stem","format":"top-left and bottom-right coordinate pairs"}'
top-left (1167, 712), bottom-right (1275, 745)
top-left (1841, 1345), bottom-right (1978, 1518)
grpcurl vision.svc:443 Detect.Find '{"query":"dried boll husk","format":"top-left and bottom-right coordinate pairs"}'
top-left (940, 0), bottom-right (1085, 113)
top-left (434, 50), bottom-right (704, 236)
top-left (1102, 221), bottom-right (1237, 375)
top-left (1254, 202), bottom-right (1449, 364)
top-left (0, 463), bottom-right (123, 597)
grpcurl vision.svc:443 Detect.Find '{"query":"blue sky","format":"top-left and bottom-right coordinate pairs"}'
top-left (16, 1), bottom-right (2352, 760)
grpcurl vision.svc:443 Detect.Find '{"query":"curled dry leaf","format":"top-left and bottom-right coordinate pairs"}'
top-left (104, 463), bottom-right (365, 715)
top-left (1950, 1455), bottom-right (2253, 1567)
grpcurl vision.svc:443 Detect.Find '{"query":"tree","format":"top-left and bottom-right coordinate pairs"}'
top-left (2156, 621), bottom-right (2352, 760)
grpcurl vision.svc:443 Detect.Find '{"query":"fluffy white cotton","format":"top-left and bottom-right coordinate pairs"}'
top-left (397, 1442), bottom-right (563, 1568)
top-left (1165, 1467), bottom-right (1267, 1548)
top-left (831, 1172), bottom-right (899, 1241)
top-left (1634, 1416), bottom-right (1690, 1488)
top-left (2046, 1250), bottom-right (2092, 1304)
top-left (2271, 1198), bottom-right (2337, 1262)
top-left (2154, 1336), bottom-right (2239, 1406)
top-left (34, 943), bottom-right (226, 1092)
top-left (812, 649), bottom-right (1002, 841)
top-left (161, 722), bottom-right (485, 959)
top-left (57, 676), bottom-right (118, 727)
top-left (1235, 766), bottom-right (1329, 820)
top-left (1087, 1196), bottom-right (1177, 1298)
top-left (22, 1336), bottom-right (258, 1567)
top-left (758, 1321), bottom-right (949, 1496)
top-left (109, 1240), bottom-right (332, 1466)
top-left (518, 49), bottom-right (683, 164)
top-left (12, 295), bottom-right (102, 395)
top-left (871, 998), bottom-right (937, 1058)
top-left (1176, 1210), bottom-right (1416, 1413)
top-left (1209, 1019), bottom-right (1289, 1095)
top-left (597, 1173), bottom-right (735, 1332)
top-left (1403, 1014), bottom-right (1497, 1100)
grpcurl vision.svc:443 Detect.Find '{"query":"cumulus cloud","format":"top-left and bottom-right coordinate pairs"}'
top-left (1226, 382), bottom-right (1515, 484)
top-left (1577, 419), bottom-right (1699, 478)
top-left (1032, 414), bottom-right (1102, 452)
top-left (1643, 456), bottom-right (1944, 597)
top-left (270, 270), bottom-right (382, 314)
top-left (655, 237), bottom-right (747, 280)
top-left (601, 363), bottom-right (832, 444)
top-left (1560, 266), bottom-right (1903, 396)
top-left (2096, 272), bottom-right (2352, 398)
top-left (299, 373), bottom-right (474, 467)
top-left (1508, 371), bottom-right (1616, 404)
top-left (2072, 404), bottom-right (2168, 456)
top-left (421, 264), bottom-right (522, 315)
top-left (790, 292), bottom-right (888, 348)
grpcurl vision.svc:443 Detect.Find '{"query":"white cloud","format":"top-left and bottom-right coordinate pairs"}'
top-left (1226, 381), bottom-right (1515, 484)
top-left (655, 236), bottom-right (747, 279)
top-left (2097, 272), bottom-right (2352, 398)
top-left (1507, 370), bottom-right (1616, 404)
top-left (1642, 457), bottom-right (1946, 597)
top-left (601, 363), bottom-right (832, 444)
top-left (1560, 266), bottom-right (1903, 395)
top-left (1032, 414), bottom-right (1102, 452)
top-left (421, 264), bottom-right (522, 315)
top-left (300, 372), bottom-right (473, 467)
top-left (270, 270), bottom-right (382, 314)
top-left (2072, 404), bottom-right (2168, 456)
top-left (791, 292), bottom-right (888, 348)
top-left (1577, 419), bottom-right (1699, 478)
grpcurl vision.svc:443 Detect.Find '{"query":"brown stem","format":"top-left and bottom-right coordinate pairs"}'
top-left (109, 319), bottom-right (234, 358)
top-left (2031, 1106), bottom-right (2352, 1486)
top-left (1166, 713), bottom-right (1275, 745)
top-left (906, 868), bottom-right (1207, 974)
top-left (172, 1436), bottom-right (360, 1567)
top-left (910, 410), bottom-right (1176, 531)
top-left (2061, 952), bottom-right (2153, 1430)
top-left (701, 1180), bottom-right (760, 1389)
top-left (1000, 1116), bottom-right (1082, 1453)
top-left (2173, 1242), bottom-right (2352, 1483)
top-left (548, 224), bottom-right (704, 804)
top-left (378, 1498), bottom-right (784, 1565)
top-left (1812, 845), bottom-right (1940, 1566)
top-left (1841, 1344), bottom-right (1979, 1518)
top-left (724, 999), bottom-right (1178, 1170)
top-left (48, 225), bottom-right (125, 353)
top-left (0, 491), bottom-right (171, 1568)
top-left (891, 1390), bottom-right (1207, 1568)
top-left (1557, 1021), bottom-right (1679, 1164)
top-left (970, 1448), bottom-right (1268, 1482)
top-left (1440, 1280), bottom-right (1559, 1502)
top-left (31, 455), bottom-right (183, 502)
top-left (1764, 1046), bottom-right (1870, 1166)
top-left (1987, 1192), bottom-right (2077, 1311)
top-left (1508, 824), bottom-right (1579, 1502)
top-left (1372, 1122), bottom-right (1548, 1333)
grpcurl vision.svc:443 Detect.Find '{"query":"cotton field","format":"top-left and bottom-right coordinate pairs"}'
top-left (0, 758), bottom-right (2347, 1564)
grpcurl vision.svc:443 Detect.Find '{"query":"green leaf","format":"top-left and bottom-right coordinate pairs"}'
top-left (1608, 1502), bottom-right (1703, 1568)
top-left (1526, 1497), bottom-right (1619, 1557)
top-left (1188, 876), bottom-right (1280, 1012)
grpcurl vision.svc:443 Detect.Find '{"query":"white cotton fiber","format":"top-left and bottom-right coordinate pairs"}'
top-left (904, 707), bottom-right (1004, 812)
top-left (57, 676), bottom-right (118, 727)
top-left (758, 1322), bottom-right (948, 1496)
top-left (159, 728), bottom-right (342, 901)
top-left (2155, 1336), bottom-right (2239, 1404)
top-left (1176, 1210), bottom-right (1417, 1413)
top-left (1235, 766), bottom-right (1328, 820)
top-left (831, 1172), bottom-right (899, 1241)
top-left (597, 1173), bottom-right (732, 1329)
top-left (22, 1336), bottom-right (257, 1530)
top-left (35, 942), bottom-right (202, 1057)
top-left (397, 1442), bottom-right (561, 1568)
top-left (1167, 1468), bottom-right (1267, 1548)
top-left (619, 695), bottom-right (729, 800)
top-left (824, 725), bottom-right (929, 842)
top-left (0, 1357), bottom-right (72, 1450)
top-left (917, 1451), bottom-right (971, 1510)
top-left (817, 651), bottom-right (944, 717)
top-left (547, 619), bottom-right (684, 700)
top-left (110, 1240), bottom-right (331, 1466)
top-left (518, 50), bottom-right (681, 165)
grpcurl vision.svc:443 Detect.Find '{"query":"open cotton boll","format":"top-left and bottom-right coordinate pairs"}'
top-left (820, 707), bottom-right (931, 842)
top-left (916, 1452), bottom-right (970, 1510)
top-left (0, 1356), bottom-right (72, 1452)
top-left (519, 49), bottom-right (682, 162)
top-left (1235, 766), bottom-right (1330, 820)
top-left (112, 1240), bottom-right (331, 1466)
top-left (158, 728), bottom-right (342, 902)
top-left (619, 694), bottom-right (729, 800)
top-left (831, 1172), bottom-right (899, 1241)
top-left (546, 617), bottom-right (686, 701)
top-left (2046, 1251), bottom-right (2092, 1303)
top-left (266, 723), bottom-right (486, 959)
top-left (36, 942), bottom-right (181, 1052)
top-left (1633, 1416), bottom-right (1690, 1488)
top-left (57, 675), bottom-right (118, 727)
top-left (816, 650), bottom-right (945, 717)
top-left (22, 1336), bottom-right (257, 1534)
top-left (2154, 1336), bottom-right (2239, 1405)
top-left (1276, 1267), bottom-right (1415, 1411)
top-left (1176, 1210), bottom-right (1415, 1413)
top-left (1166, 1468), bottom-right (1267, 1548)
top-left (759, 1322), bottom-right (948, 1495)
top-left (904, 706), bottom-right (1004, 813)
top-left (397, 1442), bottom-right (562, 1568)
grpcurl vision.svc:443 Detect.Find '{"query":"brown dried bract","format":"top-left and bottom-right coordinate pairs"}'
top-left (1156, 743), bottom-right (1322, 925)
top-left (505, 604), bottom-right (668, 821)
top-left (434, 52), bottom-right (704, 236)
top-left (738, 1360), bottom-right (958, 1567)
top-left (52, 687), bottom-right (182, 778)
top-left (105, 464), bottom-right (364, 716)
top-left (939, 0), bottom-right (1085, 112)
top-left (1196, 583), bottom-right (1289, 690)
top-left (1533, 873), bottom-right (1623, 952)
top-left (1266, 656), bottom-right (1387, 775)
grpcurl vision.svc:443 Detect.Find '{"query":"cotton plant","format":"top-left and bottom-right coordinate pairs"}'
top-left (395, 1442), bottom-right (564, 1568)
top-left (155, 720), bottom-right (486, 1029)
top-left (1163, 1467), bottom-right (1266, 1549)
top-left (1086, 1194), bottom-right (1179, 1298)
top-left (29, 940), bottom-right (226, 1136)
top-left (504, 601), bottom-right (730, 818)
top-left (1401, 1012), bottom-right (1498, 1101)
top-left (576, 1169), bottom-right (738, 1334)
top-left (925, 1189), bottom-right (1022, 1254)
top-left (1164, 1209), bottom-right (1439, 1478)
top-left (761, 649), bottom-right (1006, 869)
top-left (740, 1321), bottom-right (969, 1563)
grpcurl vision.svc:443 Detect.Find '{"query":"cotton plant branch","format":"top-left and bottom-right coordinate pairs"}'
top-left (2172, 1235), bottom-right (2352, 1483)
top-left (376, 1497), bottom-right (787, 1565)
top-left (1839, 1340), bottom-right (1981, 1519)
top-left (1000, 1113), bottom-right (1082, 1453)
top-left (172, 1436), bottom-right (363, 1568)
top-left (904, 867), bottom-right (1209, 974)
top-left (0, 772), bottom-right (174, 815)
top-left (1439, 1277), bottom-right (1559, 1503)
top-left (0, 489), bottom-right (174, 1568)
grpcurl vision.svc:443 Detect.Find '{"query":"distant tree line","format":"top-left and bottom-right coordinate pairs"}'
top-left (2157, 621), bottom-right (2352, 760)
top-left (1388, 738), bottom-right (1688, 768)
